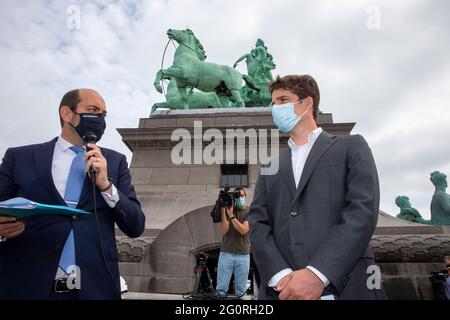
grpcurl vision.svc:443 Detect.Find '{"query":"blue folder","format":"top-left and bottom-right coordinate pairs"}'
top-left (0, 197), bottom-right (90, 218)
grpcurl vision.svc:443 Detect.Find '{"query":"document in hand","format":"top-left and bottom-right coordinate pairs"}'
top-left (0, 197), bottom-right (90, 218)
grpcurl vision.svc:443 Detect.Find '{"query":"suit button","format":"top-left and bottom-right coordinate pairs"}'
top-left (56, 243), bottom-right (63, 251)
top-left (290, 210), bottom-right (298, 217)
top-left (72, 215), bottom-right (78, 221)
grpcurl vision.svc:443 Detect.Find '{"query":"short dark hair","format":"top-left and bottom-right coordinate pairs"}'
top-left (269, 74), bottom-right (320, 121)
top-left (234, 187), bottom-right (246, 196)
top-left (59, 89), bottom-right (80, 127)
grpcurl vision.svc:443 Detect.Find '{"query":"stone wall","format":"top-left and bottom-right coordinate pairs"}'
top-left (117, 214), bottom-right (450, 299)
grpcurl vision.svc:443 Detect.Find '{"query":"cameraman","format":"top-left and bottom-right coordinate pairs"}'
top-left (216, 187), bottom-right (250, 298)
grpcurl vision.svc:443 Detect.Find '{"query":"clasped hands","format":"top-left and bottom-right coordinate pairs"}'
top-left (276, 268), bottom-right (325, 300)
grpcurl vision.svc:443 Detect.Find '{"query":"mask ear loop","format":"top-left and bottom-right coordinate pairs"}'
top-left (67, 109), bottom-right (80, 131)
top-left (294, 98), bottom-right (313, 120)
top-left (297, 108), bottom-right (310, 119)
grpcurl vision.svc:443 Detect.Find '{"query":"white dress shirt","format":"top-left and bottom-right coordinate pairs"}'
top-left (52, 136), bottom-right (119, 207)
top-left (1, 137), bottom-right (120, 247)
top-left (269, 127), bottom-right (331, 290)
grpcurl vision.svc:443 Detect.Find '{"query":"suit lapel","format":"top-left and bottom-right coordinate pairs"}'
top-left (34, 138), bottom-right (66, 205)
top-left (291, 131), bottom-right (337, 206)
top-left (279, 148), bottom-right (296, 201)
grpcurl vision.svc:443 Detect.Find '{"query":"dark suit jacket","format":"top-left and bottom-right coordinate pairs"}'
top-left (249, 131), bottom-right (385, 299)
top-left (0, 138), bottom-right (145, 300)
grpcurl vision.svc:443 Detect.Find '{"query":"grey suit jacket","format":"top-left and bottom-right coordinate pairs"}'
top-left (249, 131), bottom-right (385, 299)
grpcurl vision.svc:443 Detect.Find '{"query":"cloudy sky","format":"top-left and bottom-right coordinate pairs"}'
top-left (1, 0), bottom-right (449, 218)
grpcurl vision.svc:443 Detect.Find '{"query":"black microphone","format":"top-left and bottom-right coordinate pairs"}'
top-left (82, 132), bottom-right (97, 182)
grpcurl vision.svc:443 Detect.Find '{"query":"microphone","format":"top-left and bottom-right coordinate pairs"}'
top-left (82, 132), bottom-right (97, 182)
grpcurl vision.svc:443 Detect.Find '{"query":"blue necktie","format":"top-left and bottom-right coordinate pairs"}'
top-left (58, 146), bottom-right (85, 274)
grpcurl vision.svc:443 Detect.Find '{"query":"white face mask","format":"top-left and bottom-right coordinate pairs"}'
top-left (271, 100), bottom-right (309, 133)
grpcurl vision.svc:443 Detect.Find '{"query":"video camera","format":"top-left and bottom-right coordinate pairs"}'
top-left (210, 187), bottom-right (241, 223)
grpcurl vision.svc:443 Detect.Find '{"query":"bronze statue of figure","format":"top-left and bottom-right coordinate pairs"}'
top-left (234, 39), bottom-right (276, 84)
top-left (430, 171), bottom-right (450, 225)
top-left (395, 196), bottom-right (429, 224)
top-left (234, 38), bottom-right (276, 107)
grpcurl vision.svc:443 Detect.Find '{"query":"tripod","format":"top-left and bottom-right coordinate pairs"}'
top-left (192, 252), bottom-right (215, 296)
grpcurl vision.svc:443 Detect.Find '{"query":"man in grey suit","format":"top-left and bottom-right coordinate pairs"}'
top-left (249, 74), bottom-right (384, 300)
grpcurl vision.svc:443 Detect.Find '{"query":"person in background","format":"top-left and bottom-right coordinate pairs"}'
top-left (444, 255), bottom-right (450, 300)
top-left (215, 187), bottom-right (250, 298)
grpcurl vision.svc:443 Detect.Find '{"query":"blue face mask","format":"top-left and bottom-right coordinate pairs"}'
top-left (236, 197), bottom-right (246, 208)
top-left (70, 111), bottom-right (106, 142)
top-left (271, 101), bottom-right (309, 133)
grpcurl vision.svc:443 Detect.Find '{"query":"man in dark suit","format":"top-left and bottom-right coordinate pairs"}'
top-left (249, 75), bottom-right (384, 300)
top-left (0, 89), bottom-right (146, 300)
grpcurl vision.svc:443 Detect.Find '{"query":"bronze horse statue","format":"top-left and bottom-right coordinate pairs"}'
top-left (154, 28), bottom-right (258, 109)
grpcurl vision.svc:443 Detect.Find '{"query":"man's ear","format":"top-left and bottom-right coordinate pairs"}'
top-left (60, 106), bottom-right (73, 125)
top-left (305, 96), bottom-right (314, 109)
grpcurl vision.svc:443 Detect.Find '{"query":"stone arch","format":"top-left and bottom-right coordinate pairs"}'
top-left (142, 205), bottom-right (223, 294)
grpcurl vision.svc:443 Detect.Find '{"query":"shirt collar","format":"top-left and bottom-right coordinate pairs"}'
top-left (56, 136), bottom-right (85, 152)
top-left (288, 127), bottom-right (323, 150)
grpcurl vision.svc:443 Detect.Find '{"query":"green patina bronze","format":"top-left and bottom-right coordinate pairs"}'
top-left (234, 38), bottom-right (276, 107)
top-left (151, 76), bottom-right (223, 114)
top-left (395, 170), bottom-right (450, 225)
top-left (395, 196), bottom-right (429, 224)
top-left (153, 29), bottom-right (259, 112)
top-left (430, 171), bottom-right (450, 225)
